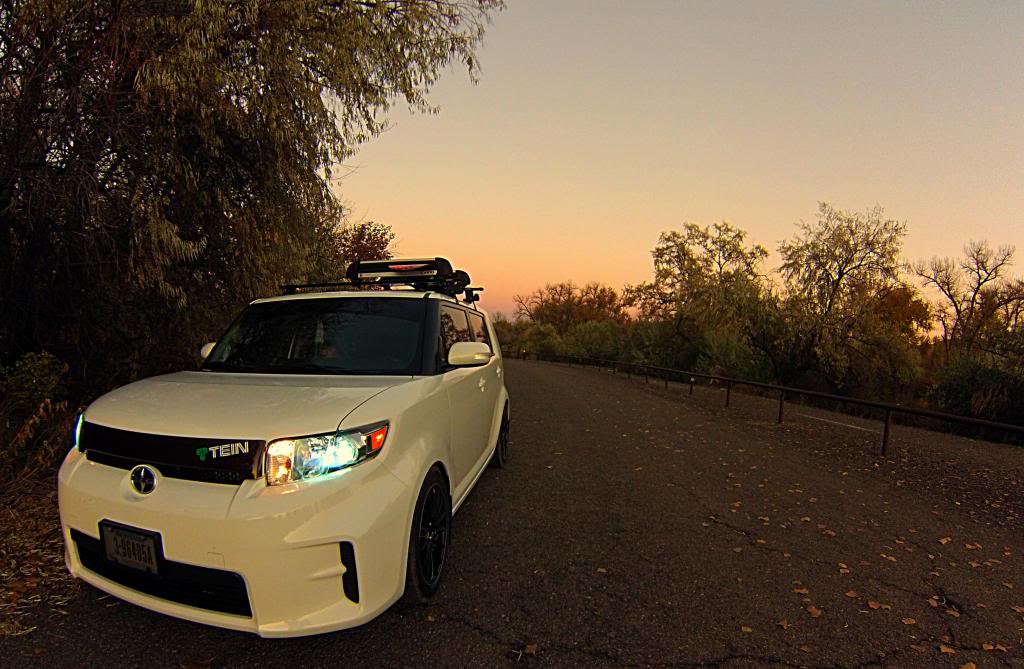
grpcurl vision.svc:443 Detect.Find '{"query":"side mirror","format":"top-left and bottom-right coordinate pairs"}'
top-left (199, 342), bottom-right (216, 360)
top-left (448, 341), bottom-right (491, 367)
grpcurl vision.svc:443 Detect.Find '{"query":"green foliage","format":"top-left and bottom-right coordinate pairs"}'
top-left (0, 352), bottom-right (73, 483)
top-left (519, 205), bottom-right (1021, 425)
top-left (561, 321), bottom-right (623, 360)
top-left (931, 358), bottom-right (1024, 424)
top-left (1, 352), bottom-right (67, 409)
top-left (0, 0), bottom-right (501, 392)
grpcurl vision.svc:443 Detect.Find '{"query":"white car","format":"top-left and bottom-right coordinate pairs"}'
top-left (57, 258), bottom-right (510, 637)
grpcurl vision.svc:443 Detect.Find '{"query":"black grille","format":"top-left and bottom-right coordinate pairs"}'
top-left (72, 529), bottom-right (252, 617)
top-left (79, 421), bottom-right (264, 486)
top-left (86, 450), bottom-right (249, 485)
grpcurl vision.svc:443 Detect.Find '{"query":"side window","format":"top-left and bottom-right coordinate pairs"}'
top-left (468, 312), bottom-right (491, 349)
top-left (439, 305), bottom-right (472, 366)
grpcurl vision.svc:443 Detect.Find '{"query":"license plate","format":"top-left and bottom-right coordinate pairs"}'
top-left (100, 522), bottom-right (160, 574)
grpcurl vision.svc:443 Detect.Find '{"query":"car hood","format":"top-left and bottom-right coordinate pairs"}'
top-left (84, 371), bottom-right (406, 441)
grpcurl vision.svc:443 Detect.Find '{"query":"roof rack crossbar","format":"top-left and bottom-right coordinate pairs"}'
top-left (281, 257), bottom-right (482, 300)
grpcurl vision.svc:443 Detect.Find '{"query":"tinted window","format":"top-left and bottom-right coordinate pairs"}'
top-left (468, 312), bottom-right (491, 348)
top-left (439, 305), bottom-right (472, 365)
top-left (204, 298), bottom-right (423, 375)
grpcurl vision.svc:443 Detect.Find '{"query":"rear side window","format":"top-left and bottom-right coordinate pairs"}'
top-left (468, 312), bottom-right (491, 348)
top-left (439, 305), bottom-right (472, 366)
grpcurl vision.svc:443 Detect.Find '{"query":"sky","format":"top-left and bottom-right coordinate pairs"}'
top-left (336, 0), bottom-right (1024, 316)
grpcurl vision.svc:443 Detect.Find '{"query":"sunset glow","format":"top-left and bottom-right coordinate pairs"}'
top-left (339, 0), bottom-right (1024, 315)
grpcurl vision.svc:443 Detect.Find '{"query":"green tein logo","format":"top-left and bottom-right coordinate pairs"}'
top-left (196, 442), bottom-right (250, 462)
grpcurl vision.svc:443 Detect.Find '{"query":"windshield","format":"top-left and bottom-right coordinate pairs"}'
top-left (203, 297), bottom-right (425, 375)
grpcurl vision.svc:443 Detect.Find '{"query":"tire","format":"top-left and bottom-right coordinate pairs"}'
top-left (489, 409), bottom-right (511, 469)
top-left (402, 466), bottom-right (452, 603)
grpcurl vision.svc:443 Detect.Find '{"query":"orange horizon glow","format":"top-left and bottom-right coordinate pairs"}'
top-left (335, 1), bottom-right (1024, 317)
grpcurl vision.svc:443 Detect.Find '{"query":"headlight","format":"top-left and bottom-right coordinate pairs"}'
top-left (265, 422), bottom-right (389, 486)
top-left (73, 412), bottom-right (84, 450)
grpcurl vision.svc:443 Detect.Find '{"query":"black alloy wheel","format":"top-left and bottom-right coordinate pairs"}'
top-left (403, 466), bottom-right (451, 602)
top-left (490, 409), bottom-right (510, 469)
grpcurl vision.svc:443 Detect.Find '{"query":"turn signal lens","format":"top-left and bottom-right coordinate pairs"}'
top-left (266, 440), bottom-right (295, 486)
top-left (367, 425), bottom-right (388, 452)
top-left (264, 422), bottom-right (389, 486)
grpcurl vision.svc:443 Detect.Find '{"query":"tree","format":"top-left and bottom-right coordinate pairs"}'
top-left (627, 221), bottom-right (767, 325)
top-left (777, 203), bottom-right (915, 389)
top-left (0, 0), bottom-right (502, 390)
top-left (624, 221), bottom-right (769, 375)
top-left (309, 220), bottom-right (395, 278)
top-left (514, 281), bottom-right (626, 331)
top-left (915, 241), bottom-right (1024, 362)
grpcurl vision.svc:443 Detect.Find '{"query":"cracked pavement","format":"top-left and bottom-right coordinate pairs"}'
top-left (3, 359), bottom-right (1024, 668)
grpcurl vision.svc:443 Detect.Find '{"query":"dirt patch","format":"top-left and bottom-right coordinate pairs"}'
top-left (0, 477), bottom-right (78, 637)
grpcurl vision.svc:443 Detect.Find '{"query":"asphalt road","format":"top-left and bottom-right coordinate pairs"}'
top-left (3, 359), bottom-right (1024, 668)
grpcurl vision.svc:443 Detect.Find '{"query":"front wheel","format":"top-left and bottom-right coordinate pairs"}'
top-left (402, 466), bottom-right (451, 603)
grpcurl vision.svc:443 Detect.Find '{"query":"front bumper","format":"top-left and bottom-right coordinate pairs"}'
top-left (57, 448), bottom-right (414, 637)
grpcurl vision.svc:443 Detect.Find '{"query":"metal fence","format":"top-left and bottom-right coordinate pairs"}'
top-left (531, 354), bottom-right (1024, 454)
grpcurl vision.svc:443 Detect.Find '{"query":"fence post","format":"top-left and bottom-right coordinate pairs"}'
top-left (644, 368), bottom-right (649, 384)
top-left (664, 374), bottom-right (669, 389)
top-left (777, 389), bottom-right (785, 424)
top-left (881, 410), bottom-right (892, 456)
top-left (689, 378), bottom-right (695, 396)
top-left (725, 381), bottom-right (732, 407)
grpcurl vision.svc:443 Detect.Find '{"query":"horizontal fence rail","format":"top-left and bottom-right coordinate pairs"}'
top-left (530, 354), bottom-right (1024, 455)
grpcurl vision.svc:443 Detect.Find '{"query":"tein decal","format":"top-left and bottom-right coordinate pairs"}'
top-left (196, 442), bottom-right (250, 462)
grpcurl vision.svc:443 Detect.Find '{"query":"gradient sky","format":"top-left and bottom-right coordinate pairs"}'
top-left (336, 0), bottom-right (1023, 315)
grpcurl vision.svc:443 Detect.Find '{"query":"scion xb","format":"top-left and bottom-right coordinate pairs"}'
top-left (57, 258), bottom-right (510, 637)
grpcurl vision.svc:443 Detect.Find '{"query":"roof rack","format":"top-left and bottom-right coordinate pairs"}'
top-left (281, 257), bottom-right (483, 304)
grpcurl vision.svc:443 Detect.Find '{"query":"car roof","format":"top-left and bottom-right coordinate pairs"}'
top-left (251, 290), bottom-right (487, 315)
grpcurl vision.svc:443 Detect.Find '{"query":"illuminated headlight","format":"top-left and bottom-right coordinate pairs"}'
top-left (265, 422), bottom-right (388, 486)
top-left (73, 412), bottom-right (84, 450)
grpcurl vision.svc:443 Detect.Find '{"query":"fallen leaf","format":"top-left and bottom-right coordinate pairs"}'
top-left (741, 626), bottom-right (752, 633)
top-left (901, 618), bottom-right (916, 625)
top-left (798, 645), bottom-right (811, 653)
top-left (959, 663), bottom-right (976, 669)
top-left (939, 537), bottom-right (952, 544)
top-left (792, 587), bottom-right (810, 595)
top-left (946, 608), bottom-right (960, 618)
top-left (596, 567), bottom-right (607, 573)
top-left (867, 600), bottom-right (892, 611)
top-left (806, 605), bottom-right (822, 618)
top-left (939, 644), bottom-right (957, 655)
top-left (777, 619), bottom-right (790, 630)
top-left (1011, 605), bottom-right (1024, 614)
top-left (910, 644), bottom-right (927, 653)
top-left (524, 644), bottom-right (538, 656)
top-left (845, 590), bottom-right (858, 598)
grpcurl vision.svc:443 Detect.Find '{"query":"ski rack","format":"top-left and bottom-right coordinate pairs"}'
top-left (281, 257), bottom-right (482, 303)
